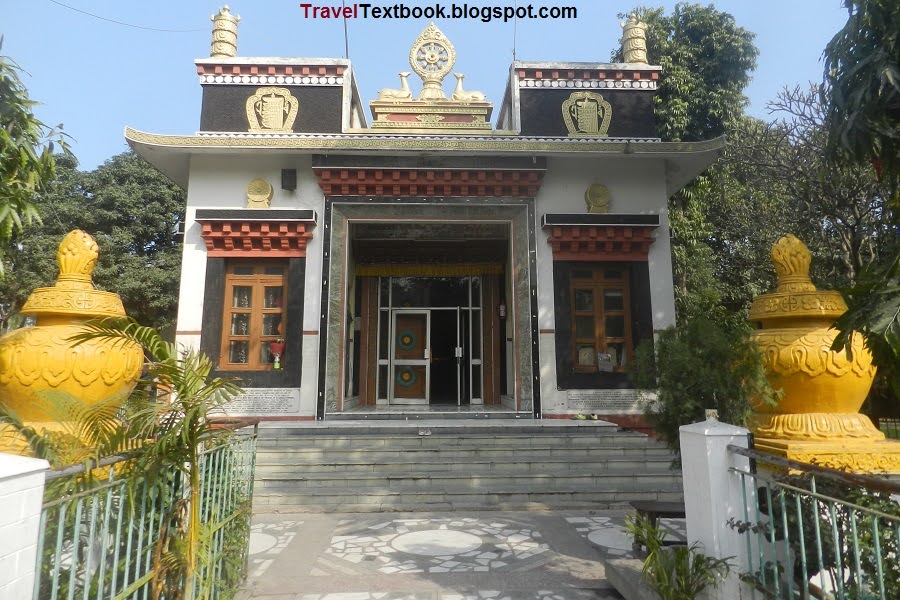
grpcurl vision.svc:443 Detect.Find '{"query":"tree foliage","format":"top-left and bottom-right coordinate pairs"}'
top-left (823, 0), bottom-right (900, 403)
top-left (0, 44), bottom-right (70, 275)
top-left (0, 151), bottom-right (185, 333)
top-left (723, 86), bottom-right (893, 290)
top-left (615, 3), bottom-right (758, 142)
top-left (616, 4), bottom-right (759, 322)
top-left (824, 0), bottom-right (900, 190)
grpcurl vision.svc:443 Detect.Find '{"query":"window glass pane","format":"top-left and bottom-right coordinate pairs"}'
top-left (232, 266), bottom-right (254, 276)
top-left (229, 341), bottom-right (248, 364)
top-left (425, 277), bottom-right (468, 307)
top-left (230, 314), bottom-right (250, 336)
top-left (392, 276), bottom-right (424, 307)
top-left (379, 278), bottom-right (390, 308)
top-left (605, 316), bottom-right (625, 338)
top-left (608, 342), bottom-right (626, 368)
top-left (470, 276), bottom-right (481, 308)
top-left (260, 344), bottom-right (274, 365)
top-left (264, 286), bottom-right (283, 309)
top-left (572, 269), bottom-right (592, 279)
top-left (575, 316), bottom-right (595, 339)
top-left (576, 344), bottom-right (595, 367)
top-left (471, 365), bottom-right (482, 399)
top-left (378, 310), bottom-right (390, 360)
top-left (597, 352), bottom-right (614, 372)
top-left (263, 266), bottom-right (284, 276)
top-left (574, 289), bottom-right (593, 312)
top-left (231, 286), bottom-right (252, 308)
top-left (262, 314), bottom-right (283, 336)
top-left (378, 365), bottom-right (389, 399)
top-left (470, 312), bottom-right (481, 360)
top-left (604, 269), bottom-right (624, 280)
top-left (604, 290), bottom-right (625, 311)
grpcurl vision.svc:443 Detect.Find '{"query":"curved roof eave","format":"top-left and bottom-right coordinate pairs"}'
top-left (124, 127), bottom-right (725, 198)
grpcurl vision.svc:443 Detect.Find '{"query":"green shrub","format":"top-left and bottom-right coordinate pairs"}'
top-left (630, 317), bottom-right (777, 453)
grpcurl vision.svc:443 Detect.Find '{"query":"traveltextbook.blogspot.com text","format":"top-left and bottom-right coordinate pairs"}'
top-left (300, 3), bottom-right (578, 23)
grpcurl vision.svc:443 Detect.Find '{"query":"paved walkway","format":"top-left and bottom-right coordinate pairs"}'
top-left (237, 510), bottom-right (687, 600)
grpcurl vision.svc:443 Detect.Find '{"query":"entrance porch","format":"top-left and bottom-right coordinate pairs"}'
top-left (318, 202), bottom-right (539, 419)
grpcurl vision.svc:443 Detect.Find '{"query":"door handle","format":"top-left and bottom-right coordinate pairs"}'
top-left (424, 348), bottom-right (431, 360)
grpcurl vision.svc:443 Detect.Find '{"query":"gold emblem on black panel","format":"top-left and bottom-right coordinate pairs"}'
top-left (562, 91), bottom-right (612, 137)
top-left (247, 87), bottom-right (299, 133)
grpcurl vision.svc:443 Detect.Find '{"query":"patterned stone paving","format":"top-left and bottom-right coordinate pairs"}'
top-left (319, 517), bottom-right (551, 575)
top-left (248, 520), bottom-right (303, 579)
top-left (239, 512), bottom-right (634, 600)
top-left (564, 515), bottom-right (687, 559)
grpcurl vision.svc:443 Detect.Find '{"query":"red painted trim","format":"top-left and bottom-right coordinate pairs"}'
top-left (199, 220), bottom-right (314, 257)
top-left (313, 167), bottom-right (545, 198)
top-left (517, 68), bottom-right (658, 81)
top-left (545, 224), bottom-right (657, 261)
top-left (197, 64), bottom-right (345, 77)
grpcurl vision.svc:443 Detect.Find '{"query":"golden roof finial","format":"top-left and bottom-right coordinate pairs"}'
top-left (20, 230), bottom-right (126, 318)
top-left (621, 13), bottom-right (648, 64)
top-left (56, 230), bottom-right (99, 291)
top-left (771, 234), bottom-right (816, 293)
top-left (211, 5), bottom-right (240, 58)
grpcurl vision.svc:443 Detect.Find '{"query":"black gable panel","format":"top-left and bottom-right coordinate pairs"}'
top-left (200, 85), bottom-right (344, 133)
top-left (518, 89), bottom-right (655, 138)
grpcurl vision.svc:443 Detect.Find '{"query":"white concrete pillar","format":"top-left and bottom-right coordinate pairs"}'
top-left (0, 453), bottom-right (50, 599)
top-left (679, 418), bottom-right (754, 600)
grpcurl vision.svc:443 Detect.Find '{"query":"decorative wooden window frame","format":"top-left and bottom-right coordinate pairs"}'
top-left (570, 266), bottom-right (633, 373)
top-left (220, 263), bottom-right (287, 371)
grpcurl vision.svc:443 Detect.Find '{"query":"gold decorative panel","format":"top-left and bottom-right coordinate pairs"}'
top-left (562, 92), bottom-right (612, 137)
top-left (247, 178), bottom-right (273, 208)
top-left (584, 184), bottom-right (611, 213)
top-left (246, 87), bottom-right (299, 133)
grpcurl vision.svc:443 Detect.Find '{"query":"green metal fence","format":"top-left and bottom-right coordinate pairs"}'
top-left (33, 429), bottom-right (257, 600)
top-left (727, 444), bottom-right (900, 599)
top-left (877, 418), bottom-right (900, 440)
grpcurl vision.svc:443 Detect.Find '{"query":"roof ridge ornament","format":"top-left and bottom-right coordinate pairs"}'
top-left (409, 23), bottom-right (456, 100)
top-left (620, 13), bottom-right (647, 65)
top-left (211, 5), bottom-right (240, 58)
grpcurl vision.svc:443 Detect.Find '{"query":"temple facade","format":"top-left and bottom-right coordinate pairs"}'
top-left (127, 12), bottom-right (722, 423)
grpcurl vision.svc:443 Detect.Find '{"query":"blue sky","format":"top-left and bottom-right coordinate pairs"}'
top-left (2, 1), bottom-right (849, 170)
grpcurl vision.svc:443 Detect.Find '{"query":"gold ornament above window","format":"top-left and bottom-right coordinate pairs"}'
top-left (562, 92), bottom-right (612, 137)
top-left (584, 184), bottom-right (611, 214)
top-left (247, 87), bottom-right (299, 132)
top-left (247, 178), bottom-right (273, 208)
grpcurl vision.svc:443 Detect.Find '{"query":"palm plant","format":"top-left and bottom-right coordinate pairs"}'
top-left (1, 317), bottom-right (244, 600)
top-left (626, 514), bottom-right (733, 600)
top-left (68, 317), bottom-right (243, 600)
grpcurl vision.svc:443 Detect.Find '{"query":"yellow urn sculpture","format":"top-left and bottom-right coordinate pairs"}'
top-left (0, 231), bottom-right (144, 425)
top-left (748, 234), bottom-right (900, 473)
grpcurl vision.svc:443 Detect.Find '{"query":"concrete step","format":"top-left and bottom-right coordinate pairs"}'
top-left (253, 483), bottom-right (685, 513)
top-left (255, 456), bottom-right (674, 474)
top-left (256, 421), bottom-right (622, 437)
top-left (256, 469), bottom-right (681, 490)
top-left (256, 446), bottom-right (673, 463)
top-left (251, 420), bottom-right (681, 513)
top-left (256, 433), bottom-right (666, 450)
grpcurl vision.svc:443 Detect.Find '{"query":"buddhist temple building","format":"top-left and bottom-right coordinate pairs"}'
top-left (126, 12), bottom-right (723, 423)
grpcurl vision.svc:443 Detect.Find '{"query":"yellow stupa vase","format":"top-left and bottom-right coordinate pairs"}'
top-left (0, 231), bottom-right (144, 452)
top-left (749, 234), bottom-right (900, 473)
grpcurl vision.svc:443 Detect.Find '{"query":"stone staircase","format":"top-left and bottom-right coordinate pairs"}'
top-left (252, 420), bottom-right (683, 512)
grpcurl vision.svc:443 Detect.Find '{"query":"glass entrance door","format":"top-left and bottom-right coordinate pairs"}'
top-left (389, 310), bottom-right (430, 405)
top-left (377, 276), bottom-right (484, 406)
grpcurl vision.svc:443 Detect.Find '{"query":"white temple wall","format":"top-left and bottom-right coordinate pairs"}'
top-left (176, 153), bottom-right (325, 418)
top-left (534, 156), bottom-right (675, 416)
